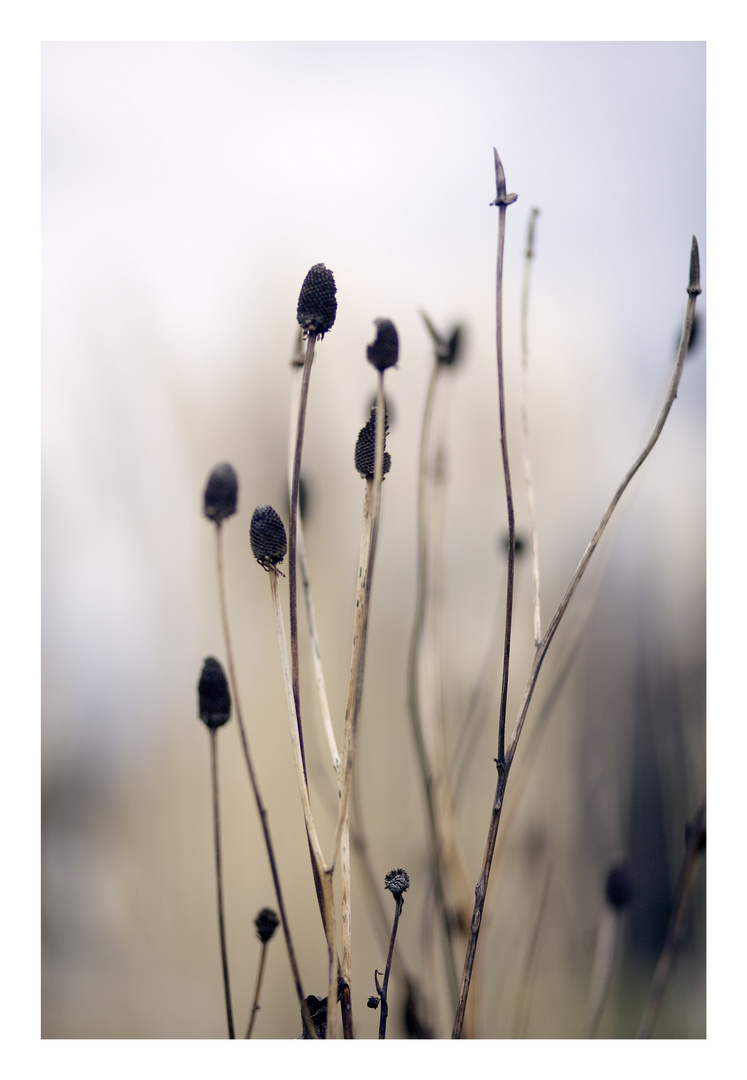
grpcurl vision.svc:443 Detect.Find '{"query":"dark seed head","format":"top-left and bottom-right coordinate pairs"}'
top-left (367, 996), bottom-right (380, 1010)
top-left (367, 318), bottom-right (399, 372)
top-left (384, 868), bottom-right (410, 897)
top-left (605, 864), bottom-right (634, 912)
top-left (296, 263), bottom-right (337, 338)
top-left (250, 505), bottom-right (288, 571)
top-left (254, 907), bottom-right (280, 944)
top-left (355, 406), bottom-right (391, 480)
top-left (198, 657), bottom-right (232, 729)
top-left (203, 462), bottom-right (238, 524)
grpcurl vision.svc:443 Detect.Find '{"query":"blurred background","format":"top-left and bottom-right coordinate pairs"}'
top-left (41, 42), bottom-right (705, 1039)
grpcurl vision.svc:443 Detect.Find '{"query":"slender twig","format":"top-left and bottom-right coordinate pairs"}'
top-left (265, 564), bottom-right (338, 1038)
top-left (208, 728), bottom-right (235, 1038)
top-left (378, 871), bottom-right (410, 1039)
top-left (245, 941), bottom-right (268, 1039)
top-left (213, 523), bottom-right (318, 1038)
top-left (406, 355), bottom-right (461, 1012)
top-left (584, 906), bottom-right (620, 1038)
top-left (520, 207), bottom-right (542, 645)
top-left (637, 801), bottom-right (705, 1038)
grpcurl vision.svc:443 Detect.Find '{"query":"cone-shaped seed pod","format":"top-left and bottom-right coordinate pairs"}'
top-left (354, 406), bottom-right (391, 480)
top-left (366, 318), bottom-right (399, 372)
top-left (384, 868), bottom-right (410, 897)
top-left (296, 263), bottom-right (337, 338)
top-left (605, 864), bottom-right (634, 912)
top-left (254, 907), bottom-right (280, 944)
top-left (198, 657), bottom-right (232, 729)
top-left (203, 462), bottom-right (238, 523)
top-left (250, 504), bottom-right (288, 570)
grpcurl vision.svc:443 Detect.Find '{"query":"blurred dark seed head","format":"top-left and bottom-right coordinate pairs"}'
top-left (254, 907), bottom-right (280, 944)
top-left (367, 996), bottom-right (380, 1010)
top-left (300, 995), bottom-right (327, 1039)
top-left (502, 532), bottom-right (526, 556)
top-left (605, 864), bottom-right (634, 912)
top-left (197, 657), bottom-right (232, 729)
top-left (250, 505), bottom-right (288, 571)
top-left (285, 475), bottom-right (310, 524)
top-left (355, 406), bottom-right (391, 480)
top-left (420, 310), bottom-right (465, 368)
top-left (296, 263), bottom-right (337, 338)
top-left (384, 868), bottom-right (410, 897)
top-left (203, 462), bottom-right (238, 524)
top-left (366, 318), bottom-right (399, 372)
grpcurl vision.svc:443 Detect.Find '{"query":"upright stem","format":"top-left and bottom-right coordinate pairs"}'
top-left (213, 524), bottom-right (318, 1038)
top-left (288, 332), bottom-right (318, 779)
top-left (378, 897), bottom-right (404, 1039)
top-left (520, 207), bottom-right (542, 645)
top-left (245, 942), bottom-right (268, 1039)
top-left (209, 728), bottom-right (235, 1039)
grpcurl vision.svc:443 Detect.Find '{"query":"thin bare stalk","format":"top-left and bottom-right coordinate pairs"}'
top-left (213, 524), bottom-right (318, 1038)
top-left (636, 800), bottom-right (705, 1038)
top-left (378, 896), bottom-right (404, 1039)
top-left (520, 207), bottom-right (542, 645)
top-left (288, 332), bottom-right (318, 779)
top-left (245, 941), bottom-right (268, 1039)
top-left (266, 566), bottom-right (339, 1037)
top-left (584, 906), bottom-right (620, 1038)
top-left (406, 358), bottom-right (461, 1012)
top-left (208, 728), bottom-right (235, 1038)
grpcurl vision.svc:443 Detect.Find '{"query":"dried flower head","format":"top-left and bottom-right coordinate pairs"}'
top-left (605, 864), bottom-right (633, 912)
top-left (366, 995), bottom-right (380, 1010)
top-left (203, 462), bottom-right (238, 524)
top-left (367, 318), bottom-right (399, 372)
top-left (384, 868), bottom-right (410, 898)
top-left (198, 657), bottom-right (232, 729)
top-left (254, 907), bottom-right (280, 944)
top-left (354, 406), bottom-right (391, 480)
top-left (296, 263), bottom-right (337, 338)
top-left (250, 505), bottom-right (288, 571)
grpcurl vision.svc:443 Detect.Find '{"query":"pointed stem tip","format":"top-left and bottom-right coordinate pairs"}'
top-left (688, 236), bottom-right (701, 296)
top-left (491, 147), bottom-right (518, 208)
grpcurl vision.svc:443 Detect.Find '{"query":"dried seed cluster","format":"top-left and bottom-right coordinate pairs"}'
top-left (384, 868), bottom-right (410, 898)
top-left (250, 504), bottom-right (288, 570)
top-left (296, 263), bottom-right (337, 338)
top-left (203, 462), bottom-right (238, 524)
top-left (254, 907), bottom-right (280, 944)
top-left (197, 657), bottom-right (232, 729)
top-left (354, 406), bottom-right (391, 480)
top-left (366, 318), bottom-right (399, 372)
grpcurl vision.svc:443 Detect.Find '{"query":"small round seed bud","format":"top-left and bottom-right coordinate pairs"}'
top-left (203, 462), bottom-right (238, 524)
top-left (254, 907), bottom-right (280, 944)
top-left (250, 504), bottom-right (288, 571)
top-left (355, 406), bottom-right (391, 480)
top-left (296, 263), bottom-right (337, 338)
top-left (384, 868), bottom-right (410, 897)
top-left (198, 657), bottom-right (232, 729)
top-left (367, 996), bottom-right (380, 1010)
top-left (605, 864), bottom-right (633, 912)
top-left (367, 318), bottom-right (399, 372)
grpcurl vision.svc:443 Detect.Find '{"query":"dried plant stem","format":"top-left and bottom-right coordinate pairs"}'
top-left (208, 728), bottom-right (235, 1038)
top-left (288, 332), bottom-right (318, 779)
top-left (406, 361), bottom-right (461, 1012)
top-left (287, 363), bottom-right (340, 775)
top-left (452, 234), bottom-right (701, 1039)
top-left (520, 207), bottom-right (542, 645)
top-left (266, 567), bottom-right (339, 1037)
top-left (378, 895), bottom-right (404, 1039)
top-left (245, 941), bottom-right (268, 1039)
top-left (584, 906), bottom-right (621, 1038)
top-left (636, 800), bottom-right (705, 1038)
top-left (452, 149), bottom-right (518, 1040)
top-left (213, 525), bottom-right (318, 1038)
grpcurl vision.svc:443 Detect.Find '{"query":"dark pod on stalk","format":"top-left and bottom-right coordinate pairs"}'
top-left (198, 657), bottom-right (232, 729)
top-left (354, 406), bottom-right (391, 480)
top-left (250, 505), bottom-right (288, 571)
top-left (296, 263), bottom-right (337, 338)
top-left (367, 318), bottom-right (399, 372)
top-left (203, 462), bottom-right (238, 524)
